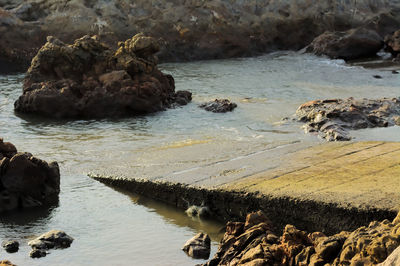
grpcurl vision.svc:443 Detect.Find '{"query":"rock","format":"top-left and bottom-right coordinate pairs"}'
top-left (30, 248), bottom-right (47, 258)
top-left (174, 90), bottom-right (192, 106)
top-left (28, 230), bottom-right (74, 250)
top-left (306, 28), bottom-right (384, 60)
top-left (199, 99), bottom-right (237, 113)
top-left (1, 240), bottom-right (19, 253)
top-left (0, 139), bottom-right (60, 212)
top-left (244, 211), bottom-right (273, 230)
top-left (182, 232), bottom-right (211, 259)
top-left (14, 33), bottom-right (189, 118)
top-left (0, 261), bottom-right (16, 266)
top-left (296, 97), bottom-right (400, 141)
top-left (380, 246), bottom-right (400, 266)
top-left (373, 75), bottom-right (383, 79)
top-left (385, 30), bottom-right (400, 57)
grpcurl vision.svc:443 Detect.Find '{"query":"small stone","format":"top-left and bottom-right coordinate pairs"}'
top-left (2, 240), bottom-right (19, 253)
top-left (30, 249), bottom-right (47, 258)
top-left (0, 261), bottom-right (16, 266)
top-left (373, 75), bottom-right (383, 79)
top-left (182, 232), bottom-right (211, 259)
top-left (199, 99), bottom-right (237, 113)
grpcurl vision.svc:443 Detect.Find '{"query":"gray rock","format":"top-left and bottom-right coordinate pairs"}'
top-left (29, 249), bottom-right (47, 258)
top-left (28, 230), bottom-right (74, 250)
top-left (182, 232), bottom-right (211, 259)
top-left (2, 240), bottom-right (19, 253)
top-left (199, 99), bottom-right (237, 113)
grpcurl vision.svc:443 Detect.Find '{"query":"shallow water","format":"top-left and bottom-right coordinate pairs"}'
top-left (0, 52), bottom-right (399, 265)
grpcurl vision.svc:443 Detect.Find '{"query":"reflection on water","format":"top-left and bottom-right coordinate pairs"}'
top-left (0, 52), bottom-right (399, 265)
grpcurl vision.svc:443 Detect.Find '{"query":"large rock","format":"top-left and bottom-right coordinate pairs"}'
top-left (306, 27), bottom-right (384, 60)
top-left (28, 230), bottom-right (74, 258)
top-left (384, 29), bottom-right (400, 57)
top-left (1, 0), bottom-right (400, 72)
top-left (380, 246), bottom-right (400, 266)
top-left (199, 99), bottom-right (237, 113)
top-left (296, 97), bottom-right (400, 141)
top-left (1, 240), bottom-right (19, 253)
top-left (182, 232), bottom-right (211, 259)
top-left (14, 34), bottom-right (191, 118)
top-left (0, 138), bottom-right (60, 212)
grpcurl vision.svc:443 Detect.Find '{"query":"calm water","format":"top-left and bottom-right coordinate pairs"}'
top-left (0, 52), bottom-right (399, 265)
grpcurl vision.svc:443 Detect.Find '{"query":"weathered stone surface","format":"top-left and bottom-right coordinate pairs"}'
top-left (14, 33), bottom-right (190, 118)
top-left (1, 240), bottom-right (19, 253)
top-left (199, 99), bottom-right (237, 113)
top-left (2, 0), bottom-right (400, 73)
top-left (0, 261), bottom-right (16, 266)
top-left (0, 139), bottom-right (60, 212)
top-left (380, 246), bottom-right (400, 266)
top-left (306, 27), bottom-right (384, 60)
top-left (385, 30), bottom-right (400, 57)
top-left (182, 232), bottom-right (211, 259)
top-left (296, 97), bottom-right (400, 141)
top-left (28, 230), bottom-right (74, 250)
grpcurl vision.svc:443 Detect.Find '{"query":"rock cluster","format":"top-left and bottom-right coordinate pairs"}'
top-left (182, 232), bottom-right (211, 259)
top-left (204, 211), bottom-right (400, 266)
top-left (1, 0), bottom-right (400, 72)
top-left (14, 33), bottom-right (191, 118)
top-left (0, 138), bottom-right (60, 212)
top-left (199, 99), bottom-right (237, 113)
top-left (295, 98), bottom-right (400, 141)
top-left (384, 29), bottom-right (400, 60)
top-left (28, 230), bottom-right (74, 258)
top-left (306, 28), bottom-right (383, 60)
top-left (1, 240), bottom-right (19, 253)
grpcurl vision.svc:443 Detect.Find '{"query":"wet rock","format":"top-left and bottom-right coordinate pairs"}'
top-left (306, 27), bottom-right (384, 60)
top-left (14, 33), bottom-right (189, 118)
top-left (0, 261), bottom-right (16, 266)
top-left (373, 75), bottom-right (383, 79)
top-left (384, 30), bottom-right (400, 57)
top-left (29, 248), bottom-right (47, 258)
top-left (0, 139), bottom-right (60, 212)
top-left (182, 232), bottom-right (211, 259)
top-left (174, 90), bottom-right (192, 106)
top-left (28, 230), bottom-right (74, 250)
top-left (199, 99), bottom-right (237, 113)
top-left (296, 97), bottom-right (400, 141)
top-left (1, 240), bottom-right (19, 253)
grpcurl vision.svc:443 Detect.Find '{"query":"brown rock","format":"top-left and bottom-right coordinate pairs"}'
top-left (380, 246), bottom-right (400, 266)
top-left (245, 211), bottom-right (273, 230)
top-left (385, 30), bottom-right (400, 57)
top-left (0, 261), bottom-right (16, 266)
top-left (182, 232), bottom-right (211, 259)
top-left (0, 138), bottom-right (17, 158)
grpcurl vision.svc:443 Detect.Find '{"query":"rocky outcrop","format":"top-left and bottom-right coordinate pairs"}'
top-left (28, 230), bottom-right (74, 258)
top-left (380, 246), bottom-right (400, 266)
top-left (182, 232), bottom-right (211, 259)
top-left (1, 0), bottom-right (400, 72)
top-left (385, 29), bottom-right (400, 58)
top-left (205, 211), bottom-right (400, 266)
top-left (1, 240), bottom-right (19, 253)
top-left (306, 27), bottom-right (384, 60)
top-left (0, 138), bottom-right (60, 212)
top-left (295, 98), bottom-right (400, 141)
top-left (199, 99), bottom-right (237, 113)
top-left (14, 34), bottom-right (191, 118)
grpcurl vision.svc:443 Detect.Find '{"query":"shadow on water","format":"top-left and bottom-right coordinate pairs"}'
top-left (104, 184), bottom-right (224, 242)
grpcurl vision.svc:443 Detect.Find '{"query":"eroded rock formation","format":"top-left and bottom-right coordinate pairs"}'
top-left (385, 29), bottom-right (400, 58)
top-left (0, 138), bottom-right (60, 212)
top-left (205, 211), bottom-right (400, 266)
top-left (295, 98), bottom-right (400, 141)
top-left (14, 33), bottom-right (191, 118)
top-left (1, 0), bottom-right (400, 72)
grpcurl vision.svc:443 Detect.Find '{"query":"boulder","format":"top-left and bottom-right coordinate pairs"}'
top-left (29, 230), bottom-right (73, 258)
top-left (296, 97), bottom-right (400, 141)
top-left (380, 246), bottom-right (400, 266)
top-left (384, 30), bottom-right (400, 57)
top-left (199, 99), bottom-right (237, 113)
top-left (0, 139), bottom-right (60, 212)
top-left (14, 33), bottom-right (191, 118)
top-left (1, 240), bottom-right (19, 253)
top-left (182, 232), bottom-right (211, 259)
top-left (306, 27), bottom-right (383, 60)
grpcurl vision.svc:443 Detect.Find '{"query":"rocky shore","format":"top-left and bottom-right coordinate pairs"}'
top-left (1, 0), bottom-right (400, 72)
top-left (204, 211), bottom-right (400, 265)
top-left (0, 138), bottom-right (60, 212)
top-left (14, 33), bottom-right (191, 118)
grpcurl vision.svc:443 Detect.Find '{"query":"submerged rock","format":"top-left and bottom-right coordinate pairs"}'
top-left (1, 240), bottom-right (19, 253)
top-left (199, 99), bottom-right (237, 113)
top-left (29, 230), bottom-right (73, 258)
top-left (295, 97), bottom-right (400, 141)
top-left (204, 211), bottom-right (400, 266)
top-left (14, 33), bottom-right (191, 118)
top-left (0, 138), bottom-right (60, 212)
top-left (306, 27), bottom-right (383, 60)
top-left (182, 232), bottom-right (211, 259)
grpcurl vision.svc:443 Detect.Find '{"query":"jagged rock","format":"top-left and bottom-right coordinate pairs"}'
top-left (296, 97), bottom-right (400, 141)
top-left (0, 139), bottom-right (60, 212)
top-left (306, 27), bottom-right (383, 60)
top-left (385, 30), bottom-right (400, 57)
top-left (199, 99), bottom-right (237, 113)
top-left (182, 232), bottom-right (211, 259)
top-left (1, 240), bottom-right (19, 253)
top-left (14, 33), bottom-right (190, 118)
top-left (29, 230), bottom-right (73, 258)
